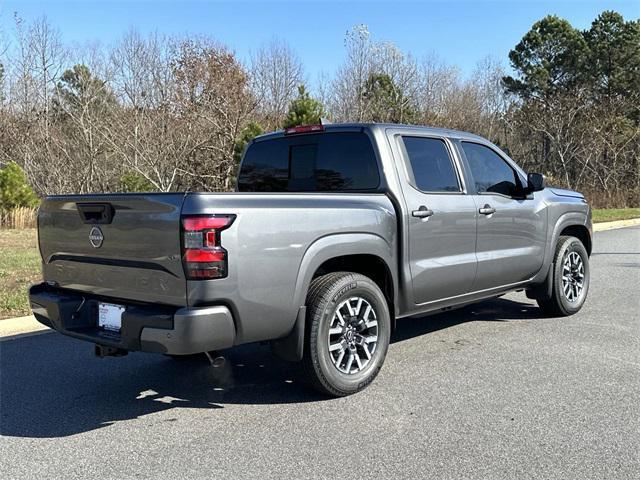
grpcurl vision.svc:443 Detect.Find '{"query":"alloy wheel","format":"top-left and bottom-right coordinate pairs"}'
top-left (562, 250), bottom-right (585, 303)
top-left (327, 296), bottom-right (378, 374)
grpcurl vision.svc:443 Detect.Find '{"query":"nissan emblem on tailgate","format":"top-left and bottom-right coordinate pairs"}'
top-left (89, 226), bottom-right (104, 248)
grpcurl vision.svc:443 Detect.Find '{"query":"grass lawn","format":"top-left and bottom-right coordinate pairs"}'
top-left (592, 208), bottom-right (640, 223)
top-left (0, 229), bottom-right (41, 319)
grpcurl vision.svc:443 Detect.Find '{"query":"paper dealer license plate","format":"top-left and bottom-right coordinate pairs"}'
top-left (98, 303), bottom-right (125, 332)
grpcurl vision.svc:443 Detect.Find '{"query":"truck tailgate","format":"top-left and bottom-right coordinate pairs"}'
top-left (38, 193), bottom-right (187, 306)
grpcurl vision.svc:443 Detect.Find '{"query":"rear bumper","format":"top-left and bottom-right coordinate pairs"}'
top-left (28, 283), bottom-right (235, 355)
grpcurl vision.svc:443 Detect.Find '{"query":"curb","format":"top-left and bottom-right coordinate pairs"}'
top-left (0, 315), bottom-right (49, 340)
top-left (593, 218), bottom-right (640, 232)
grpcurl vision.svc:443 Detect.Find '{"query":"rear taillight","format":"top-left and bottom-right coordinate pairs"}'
top-left (181, 215), bottom-right (235, 280)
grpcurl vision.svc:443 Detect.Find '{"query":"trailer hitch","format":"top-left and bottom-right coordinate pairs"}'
top-left (94, 344), bottom-right (128, 358)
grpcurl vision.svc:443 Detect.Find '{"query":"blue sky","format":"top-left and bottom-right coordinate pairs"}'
top-left (1, 0), bottom-right (638, 83)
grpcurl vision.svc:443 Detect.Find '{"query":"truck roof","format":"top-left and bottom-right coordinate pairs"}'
top-left (254, 123), bottom-right (488, 143)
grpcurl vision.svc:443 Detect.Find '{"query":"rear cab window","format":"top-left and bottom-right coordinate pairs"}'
top-left (237, 132), bottom-right (380, 192)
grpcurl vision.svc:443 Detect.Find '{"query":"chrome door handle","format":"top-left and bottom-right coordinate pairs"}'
top-left (412, 206), bottom-right (434, 218)
top-left (479, 204), bottom-right (496, 215)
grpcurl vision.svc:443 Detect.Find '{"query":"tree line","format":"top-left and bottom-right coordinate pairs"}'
top-left (0, 11), bottom-right (638, 208)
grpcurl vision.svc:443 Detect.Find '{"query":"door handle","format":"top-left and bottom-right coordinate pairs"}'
top-left (479, 204), bottom-right (496, 215)
top-left (412, 206), bottom-right (434, 218)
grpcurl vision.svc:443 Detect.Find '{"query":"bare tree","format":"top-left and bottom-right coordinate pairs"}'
top-left (171, 37), bottom-right (257, 190)
top-left (373, 41), bottom-right (420, 111)
top-left (0, 17), bottom-right (636, 208)
top-left (417, 53), bottom-right (461, 122)
top-left (102, 35), bottom-right (256, 192)
top-left (470, 56), bottom-right (508, 140)
top-left (7, 13), bottom-right (39, 118)
top-left (507, 91), bottom-right (591, 189)
top-left (328, 25), bottom-right (420, 123)
top-left (3, 15), bottom-right (70, 194)
top-left (329, 24), bottom-right (374, 121)
top-left (105, 30), bottom-right (177, 190)
top-left (250, 38), bottom-right (304, 129)
top-left (29, 16), bottom-right (67, 129)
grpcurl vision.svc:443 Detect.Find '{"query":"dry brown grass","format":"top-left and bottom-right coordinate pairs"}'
top-left (0, 207), bottom-right (38, 229)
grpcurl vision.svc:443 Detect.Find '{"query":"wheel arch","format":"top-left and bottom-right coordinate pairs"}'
top-left (529, 211), bottom-right (591, 286)
top-left (273, 233), bottom-right (398, 362)
top-left (559, 224), bottom-right (592, 256)
top-left (312, 254), bottom-right (395, 318)
top-left (549, 212), bottom-right (592, 260)
top-left (293, 233), bottom-right (398, 317)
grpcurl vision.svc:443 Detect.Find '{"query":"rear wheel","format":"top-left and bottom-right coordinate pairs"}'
top-left (537, 235), bottom-right (590, 317)
top-left (303, 272), bottom-right (391, 397)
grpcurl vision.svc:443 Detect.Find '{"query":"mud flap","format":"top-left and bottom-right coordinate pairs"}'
top-left (526, 264), bottom-right (553, 301)
top-left (271, 306), bottom-right (306, 362)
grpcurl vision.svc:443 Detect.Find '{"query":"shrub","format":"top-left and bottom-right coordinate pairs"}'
top-left (120, 171), bottom-right (155, 192)
top-left (0, 162), bottom-right (39, 211)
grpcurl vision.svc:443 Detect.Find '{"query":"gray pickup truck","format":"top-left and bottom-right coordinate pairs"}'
top-left (29, 123), bottom-right (592, 396)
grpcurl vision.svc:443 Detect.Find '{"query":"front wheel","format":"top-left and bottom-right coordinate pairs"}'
top-left (303, 272), bottom-right (391, 397)
top-left (537, 235), bottom-right (590, 316)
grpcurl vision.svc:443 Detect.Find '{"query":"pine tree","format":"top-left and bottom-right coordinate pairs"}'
top-left (502, 15), bottom-right (588, 99)
top-left (282, 85), bottom-right (325, 128)
top-left (0, 162), bottom-right (39, 211)
top-left (362, 73), bottom-right (418, 124)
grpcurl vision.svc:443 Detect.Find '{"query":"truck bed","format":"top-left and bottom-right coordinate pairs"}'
top-left (37, 191), bottom-right (397, 344)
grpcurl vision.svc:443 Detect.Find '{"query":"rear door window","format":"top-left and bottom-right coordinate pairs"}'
top-left (401, 136), bottom-right (461, 192)
top-left (238, 132), bottom-right (380, 192)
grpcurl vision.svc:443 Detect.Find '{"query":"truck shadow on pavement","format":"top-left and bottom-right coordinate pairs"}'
top-left (1, 297), bottom-right (540, 438)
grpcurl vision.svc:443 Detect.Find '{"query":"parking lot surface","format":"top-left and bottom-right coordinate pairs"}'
top-left (1, 227), bottom-right (638, 479)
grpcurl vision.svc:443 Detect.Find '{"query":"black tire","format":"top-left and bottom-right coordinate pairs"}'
top-left (537, 235), bottom-right (590, 317)
top-left (302, 272), bottom-right (391, 397)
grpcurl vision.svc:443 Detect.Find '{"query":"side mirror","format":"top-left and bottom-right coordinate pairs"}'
top-left (526, 173), bottom-right (545, 193)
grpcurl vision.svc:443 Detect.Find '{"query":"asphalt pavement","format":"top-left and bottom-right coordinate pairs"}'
top-left (1, 227), bottom-right (638, 479)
